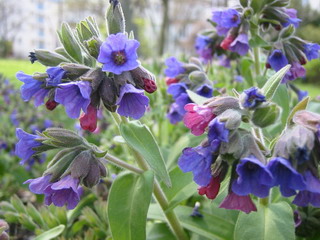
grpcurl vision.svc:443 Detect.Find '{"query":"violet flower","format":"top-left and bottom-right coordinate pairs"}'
top-left (304, 43), bottom-right (320, 61)
top-left (178, 145), bottom-right (214, 186)
top-left (241, 87), bottom-right (266, 109)
top-left (167, 103), bottom-right (184, 124)
top-left (284, 62), bottom-right (306, 82)
top-left (212, 9), bottom-right (241, 35)
top-left (219, 192), bottom-right (257, 214)
top-left (167, 83), bottom-right (188, 99)
top-left (267, 157), bottom-right (306, 197)
top-left (195, 35), bottom-right (213, 63)
top-left (282, 8), bottom-right (301, 28)
top-left (46, 67), bottom-right (66, 87)
top-left (196, 84), bottom-right (213, 98)
top-left (15, 128), bottom-right (42, 165)
top-left (164, 57), bottom-right (185, 78)
top-left (16, 71), bottom-right (49, 107)
top-left (98, 33), bottom-right (140, 75)
top-left (229, 33), bottom-right (250, 56)
top-left (268, 50), bottom-right (289, 71)
top-left (232, 156), bottom-right (273, 198)
top-left (208, 118), bottom-right (229, 151)
top-left (116, 83), bottom-right (149, 119)
top-left (55, 81), bottom-right (92, 119)
top-left (183, 103), bottom-right (215, 136)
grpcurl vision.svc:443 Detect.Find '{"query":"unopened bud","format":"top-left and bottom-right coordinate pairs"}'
top-left (84, 37), bottom-right (102, 59)
top-left (61, 63), bottom-right (91, 81)
top-left (205, 97), bottom-right (240, 116)
top-left (252, 103), bottom-right (280, 128)
top-left (106, 0), bottom-right (125, 34)
top-left (80, 104), bottom-right (98, 132)
top-left (218, 109), bottom-right (242, 130)
top-left (188, 71), bottom-right (208, 85)
top-left (99, 76), bottom-right (117, 112)
top-left (130, 66), bottom-right (157, 93)
top-left (34, 49), bottom-right (70, 66)
top-left (41, 128), bottom-right (85, 148)
top-left (293, 110), bottom-right (320, 132)
top-left (46, 100), bottom-right (59, 111)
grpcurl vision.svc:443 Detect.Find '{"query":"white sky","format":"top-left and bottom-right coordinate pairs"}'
top-left (308, 0), bottom-right (320, 9)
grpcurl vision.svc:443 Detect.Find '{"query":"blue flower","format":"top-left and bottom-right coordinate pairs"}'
top-left (296, 89), bottom-right (308, 101)
top-left (167, 83), bottom-right (188, 99)
top-left (229, 33), bottom-right (250, 56)
top-left (46, 67), bottom-right (66, 87)
top-left (267, 157), bottom-right (306, 197)
top-left (268, 50), bottom-right (289, 71)
top-left (164, 57), bottom-right (185, 78)
top-left (282, 8), bottom-right (301, 28)
top-left (196, 84), bottom-right (213, 98)
top-left (98, 33), bottom-right (140, 75)
top-left (232, 156), bottom-right (273, 198)
top-left (293, 171), bottom-right (320, 207)
top-left (241, 87), bottom-right (266, 109)
top-left (175, 93), bottom-right (192, 115)
top-left (178, 145), bottom-right (214, 186)
top-left (234, 75), bottom-right (244, 83)
top-left (195, 35), bottom-right (213, 63)
top-left (16, 71), bottom-right (49, 107)
top-left (208, 118), bottom-right (229, 151)
top-left (304, 43), bottom-right (320, 61)
top-left (212, 9), bottom-right (241, 32)
top-left (15, 128), bottom-right (42, 165)
top-left (167, 103), bottom-right (184, 124)
top-left (10, 109), bottom-right (19, 126)
top-left (283, 62), bottom-right (306, 82)
top-left (116, 83), bottom-right (149, 119)
top-left (55, 81), bottom-right (92, 119)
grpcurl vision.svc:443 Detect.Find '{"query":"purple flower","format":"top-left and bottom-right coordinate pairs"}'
top-left (97, 33), bottom-right (140, 75)
top-left (232, 156), bottom-right (273, 198)
top-left (241, 87), bottom-right (266, 109)
top-left (55, 81), bottom-right (92, 119)
top-left (116, 83), bottom-right (149, 119)
top-left (229, 33), bottom-right (250, 56)
top-left (296, 89), bottom-right (308, 101)
top-left (234, 75), bottom-right (244, 83)
top-left (16, 71), bottom-right (49, 107)
top-left (46, 67), bottom-right (66, 87)
top-left (293, 171), bottom-right (320, 207)
top-left (196, 84), bottom-right (213, 98)
top-left (25, 175), bottom-right (83, 210)
top-left (167, 83), bottom-right (188, 99)
top-left (294, 210), bottom-right (302, 228)
top-left (175, 93), bottom-right (192, 115)
top-left (15, 128), bottom-right (42, 165)
top-left (178, 145), bottom-right (214, 186)
top-left (268, 50), bottom-right (289, 71)
top-left (164, 57), bottom-right (185, 78)
top-left (44, 119), bottom-right (53, 128)
top-left (208, 118), bottom-right (229, 151)
top-left (10, 109), bottom-right (19, 126)
top-left (167, 103), bottom-right (184, 124)
top-left (284, 62), bottom-right (306, 82)
top-left (282, 8), bottom-right (301, 28)
top-left (195, 35), bottom-right (213, 63)
top-left (218, 55), bottom-right (231, 68)
top-left (219, 192), bottom-right (257, 214)
top-left (212, 9), bottom-right (241, 33)
top-left (304, 43), bottom-right (320, 61)
top-left (267, 157), bottom-right (306, 197)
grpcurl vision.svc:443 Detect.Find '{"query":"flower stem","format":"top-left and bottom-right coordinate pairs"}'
top-left (104, 153), bottom-right (143, 174)
top-left (253, 47), bottom-right (261, 77)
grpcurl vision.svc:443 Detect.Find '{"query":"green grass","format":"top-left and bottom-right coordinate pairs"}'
top-left (0, 58), bottom-right (46, 87)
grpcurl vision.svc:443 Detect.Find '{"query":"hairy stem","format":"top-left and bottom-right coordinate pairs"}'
top-left (104, 153), bottom-right (143, 174)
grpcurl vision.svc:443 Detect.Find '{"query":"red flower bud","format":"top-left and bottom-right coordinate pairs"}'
top-left (143, 78), bottom-right (157, 93)
top-left (165, 77), bottom-right (179, 86)
top-left (80, 105), bottom-right (98, 132)
top-left (220, 35), bottom-right (236, 50)
top-left (45, 100), bottom-right (59, 111)
top-left (266, 62), bottom-right (271, 69)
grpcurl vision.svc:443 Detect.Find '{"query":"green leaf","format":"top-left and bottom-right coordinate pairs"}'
top-left (261, 65), bottom-right (291, 99)
top-left (147, 223), bottom-right (176, 240)
top-left (58, 23), bottom-right (83, 63)
top-left (166, 135), bottom-right (190, 169)
top-left (240, 58), bottom-right (254, 86)
top-left (234, 202), bottom-right (295, 240)
top-left (120, 121), bottom-right (171, 187)
top-left (34, 224), bottom-right (65, 240)
top-left (148, 205), bottom-right (235, 240)
top-left (249, 34), bottom-right (269, 48)
top-left (108, 171), bottom-right (154, 240)
top-left (186, 90), bottom-right (208, 105)
top-left (272, 85), bottom-right (290, 126)
top-left (286, 97), bottom-right (309, 126)
top-left (26, 203), bottom-right (46, 228)
top-left (34, 49), bottom-right (71, 66)
top-left (161, 167), bottom-right (197, 212)
top-left (10, 195), bottom-right (27, 214)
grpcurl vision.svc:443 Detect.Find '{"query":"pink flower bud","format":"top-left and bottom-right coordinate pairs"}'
top-left (79, 105), bottom-right (98, 132)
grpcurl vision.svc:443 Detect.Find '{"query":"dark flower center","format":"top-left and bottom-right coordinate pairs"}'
top-left (232, 15), bottom-right (239, 22)
top-left (112, 50), bottom-right (127, 65)
top-left (246, 162), bottom-right (257, 170)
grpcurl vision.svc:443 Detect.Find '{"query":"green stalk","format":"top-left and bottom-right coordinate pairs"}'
top-left (253, 47), bottom-right (261, 76)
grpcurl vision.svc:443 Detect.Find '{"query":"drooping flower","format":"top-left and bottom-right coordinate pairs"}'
top-left (184, 103), bottom-right (215, 136)
top-left (16, 71), bottom-right (49, 107)
top-left (195, 35), bottom-right (213, 63)
top-left (165, 77), bottom-right (179, 86)
top-left (303, 43), bottom-right (320, 61)
top-left (208, 118), bottom-right (229, 151)
top-left (267, 157), bottom-right (306, 197)
top-left (268, 50), bottom-right (289, 71)
top-left (167, 83), bottom-right (188, 99)
top-left (241, 87), bottom-right (266, 109)
top-left (167, 103), bottom-right (184, 124)
top-left (196, 84), bottom-right (213, 98)
top-left (98, 33), bottom-right (140, 75)
top-left (178, 145), bottom-right (214, 186)
top-left (24, 174), bottom-right (52, 194)
top-left (220, 34), bottom-right (236, 50)
top-left (79, 104), bottom-right (98, 132)
top-left (284, 62), bottom-right (306, 82)
top-left (55, 81), bottom-right (92, 119)
top-left (164, 57), bottom-right (185, 78)
top-left (296, 89), bottom-right (308, 101)
top-left (219, 191), bottom-right (257, 214)
top-left (175, 93), bottom-right (192, 115)
top-left (229, 33), bottom-right (250, 56)
top-left (232, 156), bottom-right (273, 198)
top-left (282, 8), bottom-right (301, 28)
top-left (212, 9), bottom-right (241, 34)
top-left (198, 176), bottom-right (220, 199)
top-left (46, 67), bottom-right (66, 87)
top-left (116, 83), bottom-right (149, 119)
top-left (15, 128), bottom-right (42, 165)
top-left (292, 171), bottom-right (320, 207)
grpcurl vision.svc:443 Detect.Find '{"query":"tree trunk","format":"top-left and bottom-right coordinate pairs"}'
top-left (159, 0), bottom-right (169, 56)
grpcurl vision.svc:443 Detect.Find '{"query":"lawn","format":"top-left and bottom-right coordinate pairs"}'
top-left (0, 58), bottom-right (45, 87)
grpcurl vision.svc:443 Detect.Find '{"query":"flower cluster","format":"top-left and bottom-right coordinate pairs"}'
top-left (164, 57), bottom-right (214, 124)
top-left (17, 33), bottom-right (157, 133)
top-left (16, 127), bottom-right (107, 209)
